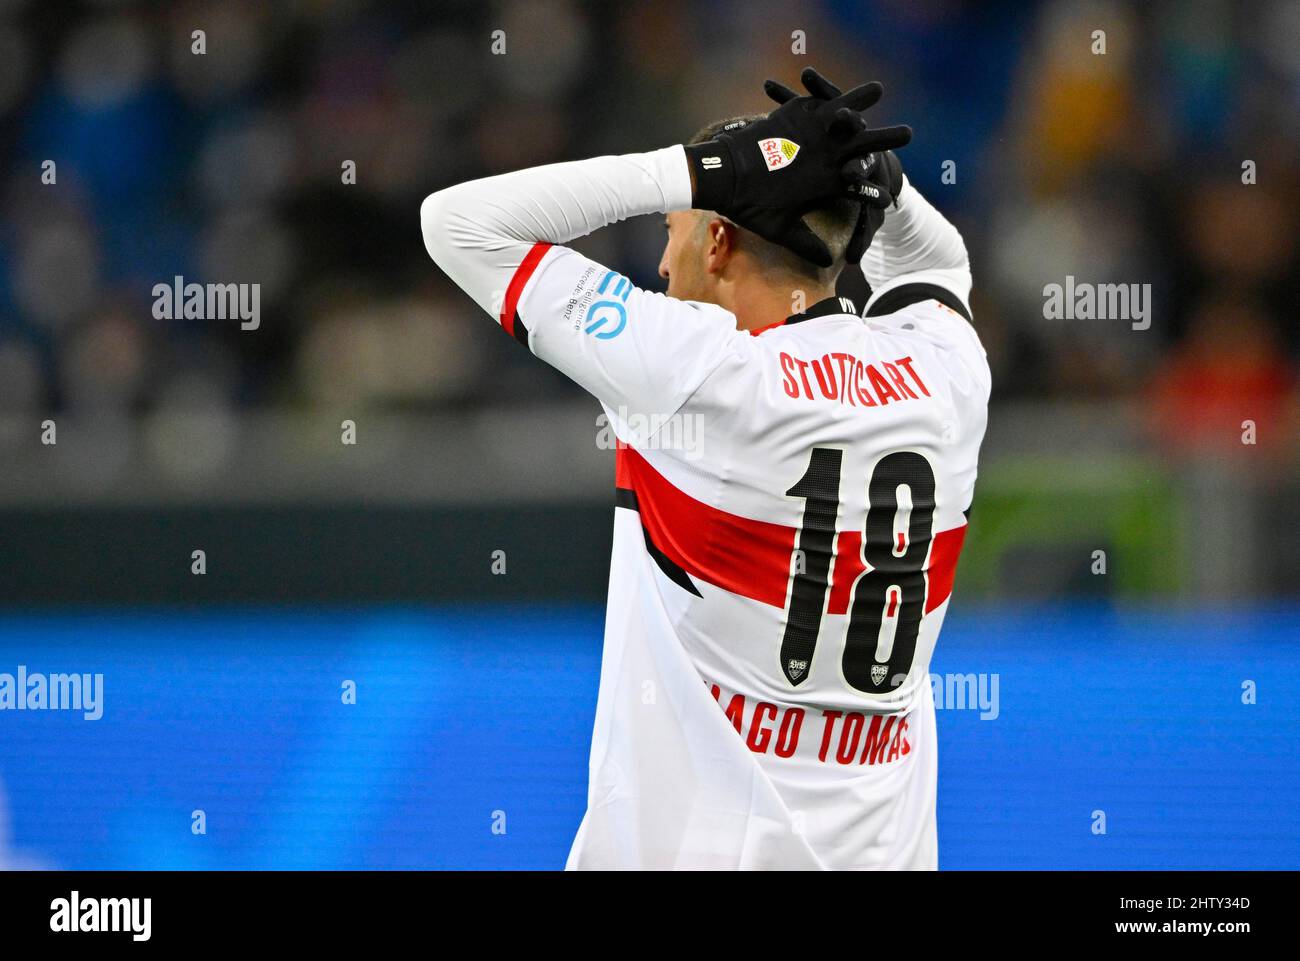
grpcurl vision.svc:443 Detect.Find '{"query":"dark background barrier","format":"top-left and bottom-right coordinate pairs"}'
top-left (2, 504), bottom-right (615, 604)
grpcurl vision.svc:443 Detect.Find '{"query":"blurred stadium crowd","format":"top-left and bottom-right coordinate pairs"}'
top-left (0, 0), bottom-right (1294, 425)
top-left (0, 0), bottom-right (1295, 506)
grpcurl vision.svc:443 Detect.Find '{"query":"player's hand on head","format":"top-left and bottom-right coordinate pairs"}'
top-left (842, 149), bottom-right (906, 265)
top-left (684, 66), bottom-right (911, 267)
top-left (771, 70), bottom-right (909, 265)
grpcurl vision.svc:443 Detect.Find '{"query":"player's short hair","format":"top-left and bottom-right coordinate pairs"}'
top-left (688, 116), bottom-right (858, 284)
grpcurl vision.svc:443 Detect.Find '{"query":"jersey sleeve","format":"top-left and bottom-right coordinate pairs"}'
top-left (507, 244), bottom-right (744, 435)
top-left (420, 145), bottom-right (746, 441)
top-left (861, 177), bottom-right (974, 321)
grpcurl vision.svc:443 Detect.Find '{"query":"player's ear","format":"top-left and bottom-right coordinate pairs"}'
top-left (704, 217), bottom-right (736, 275)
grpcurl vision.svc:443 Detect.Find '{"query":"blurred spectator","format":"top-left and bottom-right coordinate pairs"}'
top-left (1147, 293), bottom-right (1296, 458)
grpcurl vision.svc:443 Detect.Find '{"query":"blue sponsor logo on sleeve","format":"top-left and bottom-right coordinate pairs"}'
top-left (584, 270), bottom-right (632, 339)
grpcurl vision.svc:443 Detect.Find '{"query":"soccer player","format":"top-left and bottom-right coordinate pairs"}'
top-left (421, 70), bottom-right (990, 869)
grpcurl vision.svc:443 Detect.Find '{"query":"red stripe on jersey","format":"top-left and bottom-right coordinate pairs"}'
top-left (749, 318), bottom-right (786, 337)
top-left (923, 523), bottom-right (967, 614)
top-left (614, 438), bottom-right (633, 487)
top-left (827, 524), bottom-right (967, 616)
top-left (618, 445), bottom-right (968, 614)
top-left (500, 242), bottom-right (552, 338)
top-left (617, 446), bottom-right (795, 607)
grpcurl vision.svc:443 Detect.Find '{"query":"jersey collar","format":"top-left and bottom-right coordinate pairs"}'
top-left (749, 296), bottom-right (858, 337)
top-left (786, 295), bottom-right (858, 326)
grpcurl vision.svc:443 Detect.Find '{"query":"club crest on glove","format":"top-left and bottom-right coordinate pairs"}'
top-left (759, 137), bottom-right (800, 171)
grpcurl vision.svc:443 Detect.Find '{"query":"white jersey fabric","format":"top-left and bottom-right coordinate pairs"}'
top-left (422, 145), bottom-right (990, 870)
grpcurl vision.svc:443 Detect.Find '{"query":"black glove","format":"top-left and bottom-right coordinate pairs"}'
top-left (765, 72), bottom-right (904, 264)
top-left (683, 67), bottom-right (911, 267)
top-left (842, 149), bottom-right (905, 264)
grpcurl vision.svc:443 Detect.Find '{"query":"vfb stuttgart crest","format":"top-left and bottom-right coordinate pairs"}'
top-left (786, 658), bottom-right (809, 682)
top-left (870, 663), bottom-right (889, 686)
top-left (758, 137), bottom-right (800, 171)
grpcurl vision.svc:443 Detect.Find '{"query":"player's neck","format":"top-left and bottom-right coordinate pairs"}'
top-left (726, 278), bottom-right (838, 333)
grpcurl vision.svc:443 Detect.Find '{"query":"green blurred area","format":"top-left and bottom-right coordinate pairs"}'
top-left (957, 455), bottom-right (1184, 600)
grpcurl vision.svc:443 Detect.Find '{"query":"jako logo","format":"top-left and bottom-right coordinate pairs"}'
top-left (584, 270), bottom-right (632, 339)
top-left (50, 891), bottom-right (151, 942)
top-left (759, 137), bottom-right (800, 171)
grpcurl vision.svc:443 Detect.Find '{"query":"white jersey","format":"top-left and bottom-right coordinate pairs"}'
top-left (422, 146), bottom-right (990, 870)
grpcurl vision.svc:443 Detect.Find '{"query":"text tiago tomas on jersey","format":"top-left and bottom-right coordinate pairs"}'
top-left (421, 69), bottom-right (990, 870)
